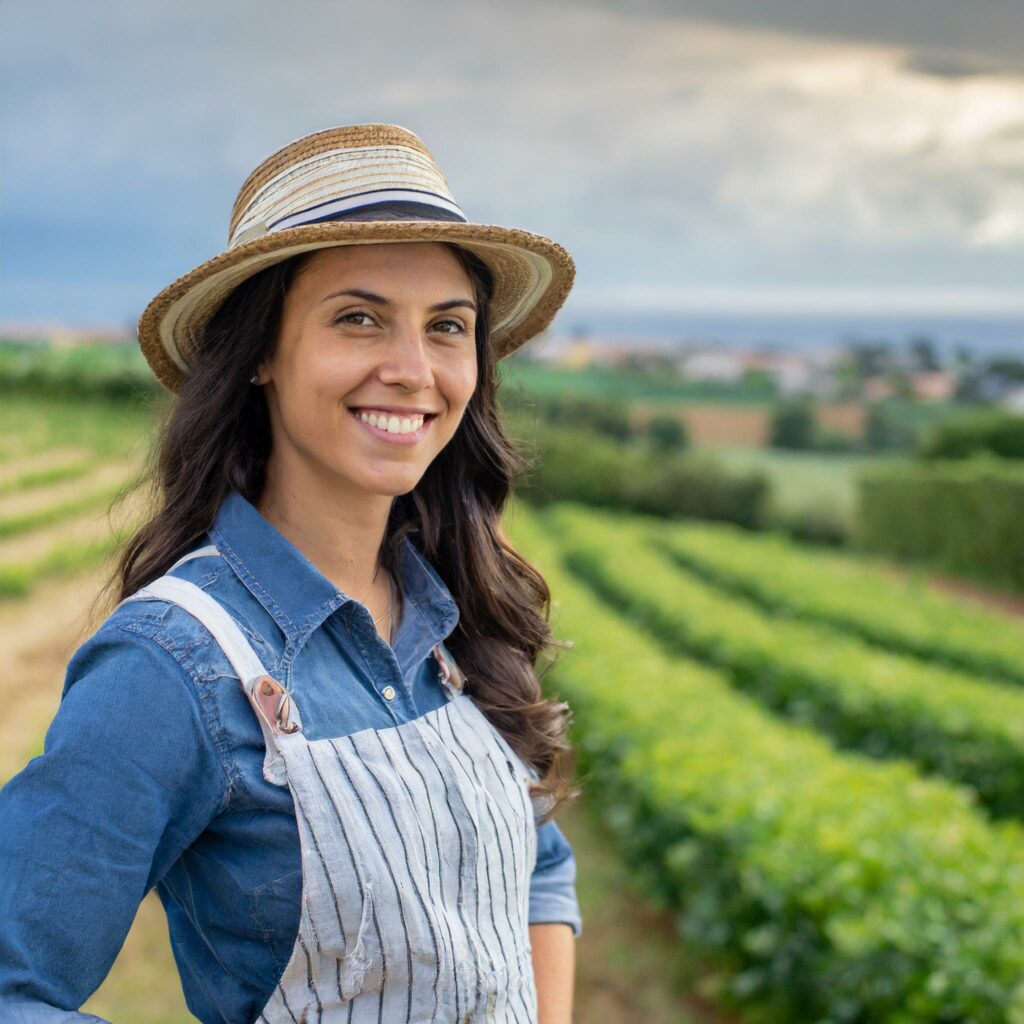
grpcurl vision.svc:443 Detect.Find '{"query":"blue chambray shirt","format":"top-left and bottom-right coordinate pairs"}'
top-left (0, 489), bottom-right (582, 1023)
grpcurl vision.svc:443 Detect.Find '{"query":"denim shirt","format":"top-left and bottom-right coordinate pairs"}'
top-left (0, 489), bottom-right (582, 1023)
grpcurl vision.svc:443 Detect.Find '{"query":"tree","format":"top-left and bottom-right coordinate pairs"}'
top-left (907, 335), bottom-right (941, 372)
top-left (646, 413), bottom-right (689, 452)
top-left (769, 401), bottom-right (817, 449)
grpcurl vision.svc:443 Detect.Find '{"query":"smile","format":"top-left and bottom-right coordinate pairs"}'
top-left (349, 408), bottom-right (437, 445)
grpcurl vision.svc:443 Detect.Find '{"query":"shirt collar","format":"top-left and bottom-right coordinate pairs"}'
top-left (209, 489), bottom-right (460, 658)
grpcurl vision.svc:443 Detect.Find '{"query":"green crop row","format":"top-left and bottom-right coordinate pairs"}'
top-left (0, 457), bottom-right (102, 498)
top-left (0, 395), bottom-right (157, 461)
top-left (0, 480), bottom-right (139, 540)
top-left (506, 500), bottom-right (1024, 1022)
top-left (0, 527), bottom-right (135, 599)
top-left (652, 518), bottom-right (1024, 688)
top-left (542, 502), bottom-right (1024, 821)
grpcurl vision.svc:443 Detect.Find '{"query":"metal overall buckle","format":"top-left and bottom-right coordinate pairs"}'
top-left (251, 675), bottom-right (302, 736)
top-left (432, 642), bottom-right (466, 692)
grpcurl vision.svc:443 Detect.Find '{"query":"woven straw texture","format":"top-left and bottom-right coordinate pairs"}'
top-left (136, 124), bottom-right (575, 393)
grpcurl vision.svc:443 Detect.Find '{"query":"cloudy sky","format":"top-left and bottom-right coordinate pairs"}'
top-left (3, 0), bottom-right (1023, 334)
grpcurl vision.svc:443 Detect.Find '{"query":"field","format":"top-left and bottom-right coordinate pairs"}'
top-left (700, 445), bottom-right (885, 531)
top-left (5, 393), bottom-right (1024, 1020)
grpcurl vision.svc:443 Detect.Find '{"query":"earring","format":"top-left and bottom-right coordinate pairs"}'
top-left (250, 374), bottom-right (260, 384)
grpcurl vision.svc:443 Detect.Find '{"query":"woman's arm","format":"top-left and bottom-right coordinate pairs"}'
top-left (527, 819), bottom-right (582, 1022)
top-left (530, 922), bottom-right (575, 1024)
top-left (0, 626), bottom-right (227, 1020)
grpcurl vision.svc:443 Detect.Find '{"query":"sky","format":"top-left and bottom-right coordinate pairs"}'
top-left (2, 0), bottom-right (1024, 337)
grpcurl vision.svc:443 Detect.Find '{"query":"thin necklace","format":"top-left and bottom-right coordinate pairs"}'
top-left (369, 570), bottom-right (396, 644)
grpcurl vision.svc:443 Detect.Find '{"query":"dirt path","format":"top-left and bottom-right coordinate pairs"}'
top-left (0, 458), bottom-right (141, 521)
top-left (0, 445), bottom-right (93, 486)
top-left (0, 564), bottom-right (113, 778)
top-left (878, 562), bottom-right (1024, 624)
top-left (559, 791), bottom-right (741, 1024)
top-left (0, 485), bottom-right (148, 567)
top-left (0, 561), bottom-right (192, 1024)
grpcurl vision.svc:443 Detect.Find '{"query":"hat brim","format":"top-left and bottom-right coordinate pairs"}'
top-left (137, 219), bottom-right (575, 392)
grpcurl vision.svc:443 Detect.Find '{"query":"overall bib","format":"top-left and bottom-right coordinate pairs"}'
top-left (122, 546), bottom-right (541, 1024)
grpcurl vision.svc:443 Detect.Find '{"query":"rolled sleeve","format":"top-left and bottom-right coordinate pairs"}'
top-left (0, 625), bottom-right (228, 1019)
top-left (529, 818), bottom-right (583, 937)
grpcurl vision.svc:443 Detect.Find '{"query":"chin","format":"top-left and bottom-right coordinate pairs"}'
top-left (353, 471), bottom-right (426, 498)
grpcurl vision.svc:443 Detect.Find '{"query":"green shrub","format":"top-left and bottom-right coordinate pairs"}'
top-left (863, 404), bottom-right (917, 453)
top-left (645, 413), bottom-right (689, 452)
top-left (546, 502), bottom-right (1024, 820)
top-left (507, 500), bottom-right (1024, 1022)
top-left (514, 422), bottom-right (769, 528)
top-left (767, 502), bottom-right (849, 547)
top-left (0, 341), bottom-right (159, 402)
top-left (507, 393), bottom-right (635, 442)
top-left (918, 411), bottom-right (1024, 460)
top-left (856, 455), bottom-right (1024, 592)
top-left (658, 516), bottom-right (1024, 686)
top-left (814, 427), bottom-right (856, 453)
top-left (769, 400), bottom-right (817, 450)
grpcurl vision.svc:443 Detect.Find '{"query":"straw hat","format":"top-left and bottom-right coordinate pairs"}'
top-left (137, 123), bottom-right (576, 392)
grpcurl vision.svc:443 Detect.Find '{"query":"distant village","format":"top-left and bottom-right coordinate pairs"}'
top-left (529, 331), bottom-right (1024, 411)
top-left (4, 319), bottom-right (1024, 412)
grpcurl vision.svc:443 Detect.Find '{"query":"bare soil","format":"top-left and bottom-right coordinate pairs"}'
top-left (0, 445), bottom-right (93, 486)
top-left (0, 458), bottom-right (141, 521)
top-left (0, 485), bottom-right (148, 567)
top-left (880, 562), bottom-right (1024, 623)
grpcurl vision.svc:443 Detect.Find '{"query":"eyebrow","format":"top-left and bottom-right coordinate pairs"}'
top-left (317, 288), bottom-right (477, 314)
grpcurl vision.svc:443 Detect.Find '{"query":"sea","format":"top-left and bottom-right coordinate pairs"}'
top-left (553, 311), bottom-right (1024, 361)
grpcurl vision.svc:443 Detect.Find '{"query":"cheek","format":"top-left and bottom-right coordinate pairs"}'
top-left (447, 354), bottom-right (479, 407)
top-left (272, 365), bottom-right (339, 440)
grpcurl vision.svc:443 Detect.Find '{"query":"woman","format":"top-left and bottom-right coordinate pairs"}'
top-left (0, 123), bottom-right (582, 1023)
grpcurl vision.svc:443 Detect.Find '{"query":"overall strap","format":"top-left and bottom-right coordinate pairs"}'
top-left (432, 639), bottom-right (466, 696)
top-left (168, 543), bottom-right (220, 570)
top-left (119, 566), bottom-right (300, 786)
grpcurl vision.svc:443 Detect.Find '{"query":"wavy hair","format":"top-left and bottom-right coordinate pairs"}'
top-left (96, 238), bottom-right (580, 821)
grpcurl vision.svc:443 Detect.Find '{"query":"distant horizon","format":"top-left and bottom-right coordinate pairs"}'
top-left (3, 306), bottom-right (1023, 362)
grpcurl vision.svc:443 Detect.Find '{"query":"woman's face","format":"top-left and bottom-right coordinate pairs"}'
top-left (257, 241), bottom-right (479, 503)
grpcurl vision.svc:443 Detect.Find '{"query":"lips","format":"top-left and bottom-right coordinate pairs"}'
top-left (349, 407), bottom-right (436, 443)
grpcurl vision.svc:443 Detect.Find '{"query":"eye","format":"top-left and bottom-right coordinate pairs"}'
top-left (332, 310), bottom-right (376, 327)
top-left (431, 318), bottom-right (468, 335)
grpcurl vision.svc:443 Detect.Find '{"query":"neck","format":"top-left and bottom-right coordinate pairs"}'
top-left (256, 462), bottom-right (394, 604)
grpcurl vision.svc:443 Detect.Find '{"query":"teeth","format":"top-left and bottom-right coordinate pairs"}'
top-left (357, 410), bottom-right (426, 434)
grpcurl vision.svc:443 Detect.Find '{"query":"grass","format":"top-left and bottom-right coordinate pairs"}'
top-left (701, 444), bottom-right (897, 528)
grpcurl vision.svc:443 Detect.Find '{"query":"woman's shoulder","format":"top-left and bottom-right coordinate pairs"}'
top-left (72, 544), bottom-right (278, 698)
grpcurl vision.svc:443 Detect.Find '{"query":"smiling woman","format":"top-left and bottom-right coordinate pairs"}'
top-left (0, 123), bottom-right (581, 1024)
top-left (253, 243), bottom-right (481, 526)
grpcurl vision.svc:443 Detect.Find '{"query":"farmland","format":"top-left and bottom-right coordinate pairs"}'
top-left (5, 392), bottom-right (1024, 1020)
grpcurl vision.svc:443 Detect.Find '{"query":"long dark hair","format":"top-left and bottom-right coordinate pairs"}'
top-left (95, 240), bottom-right (580, 820)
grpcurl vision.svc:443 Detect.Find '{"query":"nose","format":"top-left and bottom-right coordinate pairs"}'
top-left (376, 320), bottom-right (435, 392)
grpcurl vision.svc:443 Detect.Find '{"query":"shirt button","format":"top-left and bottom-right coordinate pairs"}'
top-left (382, 685), bottom-right (396, 701)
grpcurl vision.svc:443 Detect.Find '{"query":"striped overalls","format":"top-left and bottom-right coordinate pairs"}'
top-left (122, 546), bottom-right (541, 1023)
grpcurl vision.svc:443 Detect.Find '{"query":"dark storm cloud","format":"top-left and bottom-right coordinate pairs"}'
top-left (584, 0), bottom-right (1024, 72)
top-left (3, 0), bottom-right (1024, 323)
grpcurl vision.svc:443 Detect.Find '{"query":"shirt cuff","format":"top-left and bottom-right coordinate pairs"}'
top-left (528, 824), bottom-right (583, 938)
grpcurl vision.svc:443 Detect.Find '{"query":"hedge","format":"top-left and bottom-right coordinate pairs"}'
top-left (856, 455), bottom-right (1024, 592)
top-left (0, 342), bottom-right (160, 403)
top-left (542, 502), bottom-right (1024, 821)
top-left (653, 518), bottom-right (1024, 688)
top-left (512, 420), bottom-right (769, 528)
top-left (918, 411), bottom-right (1024, 460)
top-left (506, 499), bottom-right (1024, 1022)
